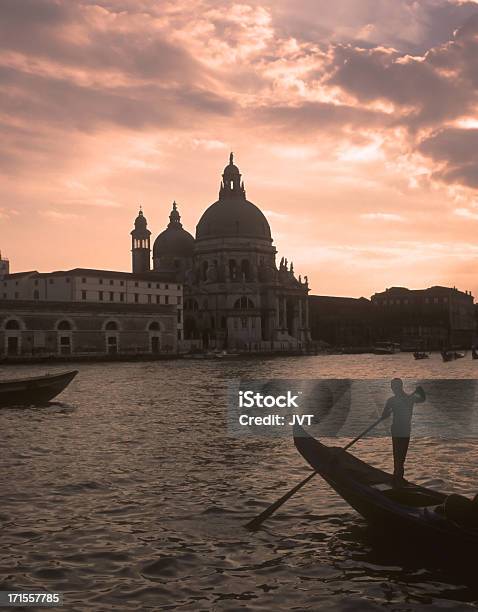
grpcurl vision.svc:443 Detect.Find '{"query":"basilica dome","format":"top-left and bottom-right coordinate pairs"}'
top-left (153, 201), bottom-right (194, 259)
top-left (196, 154), bottom-right (272, 242)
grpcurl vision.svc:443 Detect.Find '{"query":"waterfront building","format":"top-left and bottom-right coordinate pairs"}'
top-left (0, 268), bottom-right (181, 358)
top-left (371, 286), bottom-right (475, 349)
top-left (309, 295), bottom-right (373, 349)
top-left (141, 154), bottom-right (311, 350)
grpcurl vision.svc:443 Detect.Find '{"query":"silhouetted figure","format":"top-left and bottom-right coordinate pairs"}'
top-left (381, 378), bottom-right (426, 485)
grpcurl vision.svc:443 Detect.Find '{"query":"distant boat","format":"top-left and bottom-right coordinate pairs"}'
top-left (0, 370), bottom-right (78, 408)
top-left (413, 351), bottom-right (430, 360)
top-left (441, 350), bottom-right (465, 362)
top-left (372, 342), bottom-right (400, 355)
top-left (215, 350), bottom-right (240, 359)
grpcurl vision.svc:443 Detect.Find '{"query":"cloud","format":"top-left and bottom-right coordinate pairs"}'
top-left (361, 212), bottom-right (405, 221)
top-left (418, 127), bottom-right (478, 188)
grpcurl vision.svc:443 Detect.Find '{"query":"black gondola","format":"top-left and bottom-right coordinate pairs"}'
top-left (293, 425), bottom-right (478, 553)
top-left (0, 370), bottom-right (78, 407)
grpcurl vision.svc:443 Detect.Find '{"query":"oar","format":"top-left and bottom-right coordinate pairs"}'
top-left (244, 414), bottom-right (386, 530)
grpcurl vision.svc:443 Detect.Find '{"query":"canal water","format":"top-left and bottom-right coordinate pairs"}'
top-left (1, 354), bottom-right (478, 610)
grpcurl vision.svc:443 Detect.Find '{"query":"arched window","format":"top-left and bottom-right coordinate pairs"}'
top-left (149, 321), bottom-right (161, 331)
top-left (234, 296), bottom-right (255, 309)
top-left (57, 320), bottom-right (72, 330)
top-left (105, 321), bottom-right (119, 331)
top-left (5, 319), bottom-right (21, 330)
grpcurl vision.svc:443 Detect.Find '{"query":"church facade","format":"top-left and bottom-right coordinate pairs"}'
top-left (131, 154), bottom-right (311, 351)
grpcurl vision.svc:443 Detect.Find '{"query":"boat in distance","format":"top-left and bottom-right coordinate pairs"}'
top-left (293, 425), bottom-right (478, 553)
top-left (0, 370), bottom-right (78, 407)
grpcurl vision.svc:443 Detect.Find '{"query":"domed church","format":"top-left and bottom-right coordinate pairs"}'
top-left (130, 154), bottom-right (311, 350)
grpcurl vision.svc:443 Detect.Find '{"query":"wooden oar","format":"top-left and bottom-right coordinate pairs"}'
top-left (244, 415), bottom-right (386, 530)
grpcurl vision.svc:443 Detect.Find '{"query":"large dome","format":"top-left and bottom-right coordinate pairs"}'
top-left (153, 201), bottom-right (194, 259)
top-left (196, 154), bottom-right (272, 242)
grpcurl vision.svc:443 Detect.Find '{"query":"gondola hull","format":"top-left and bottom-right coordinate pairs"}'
top-left (0, 370), bottom-right (78, 407)
top-left (293, 426), bottom-right (478, 554)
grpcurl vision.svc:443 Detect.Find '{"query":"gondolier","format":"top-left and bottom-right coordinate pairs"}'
top-left (381, 378), bottom-right (426, 484)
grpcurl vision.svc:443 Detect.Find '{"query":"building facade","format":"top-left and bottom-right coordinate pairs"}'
top-left (0, 265), bottom-right (181, 358)
top-left (309, 295), bottom-right (373, 348)
top-left (133, 154), bottom-right (311, 350)
top-left (0, 300), bottom-right (177, 359)
top-left (371, 286), bottom-right (475, 349)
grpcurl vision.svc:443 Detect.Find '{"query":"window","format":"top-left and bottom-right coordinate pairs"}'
top-left (110, 279), bottom-right (114, 285)
top-left (82, 290), bottom-right (86, 300)
top-left (99, 291), bottom-right (104, 301)
top-left (120, 292), bottom-right (125, 302)
top-left (241, 317), bottom-right (247, 328)
top-left (165, 295), bottom-right (169, 304)
top-left (156, 283), bottom-right (160, 289)
top-left (177, 285), bottom-right (180, 290)
top-left (165, 284), bottom-right (169, 289)
top-left (82, 277), bottom-right (86, 283)
top-left (148, 294), bottom-right (152, 304)
top-left (109, 292), bottom-right (114, 301)
top-left (99, 279), bottom-right (103, 285)
top-left (148, 283), bottom-right (151, 288)
top-left (135, 282), bottom-right (139, 287)
top-left (177, 296), bottom-right (182, 305)
top-left (105, 321), bottom-right (118, 331)
top-left (149, 321), bottom-right (160, 331)
top-left (234, 296), bottom-right (254, 309)
top-left (5, 319), bottom-right (21, 330)
top-left (177, 310), bottom-right (181, 323)
top-left (134, 293), bottom-right (139, 303)
top-left (156, 295), bottom-right (160, 304)
top-left (57, 320), bottom-right (72, 330)
top-left (14, 292), bottom-right (19, 299)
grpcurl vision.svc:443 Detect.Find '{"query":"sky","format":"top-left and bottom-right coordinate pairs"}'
top-left (1, 0), bottom-right (478, 298)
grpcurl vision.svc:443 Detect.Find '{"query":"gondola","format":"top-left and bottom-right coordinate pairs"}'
top-left (293, 425), bottom-right (478, 553)
top-left (0, 370), bottom-right (78, 407)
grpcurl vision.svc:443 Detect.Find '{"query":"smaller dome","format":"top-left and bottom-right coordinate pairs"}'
top-left (134, 209), bottom-right (147, 228)
top-left (131, 207), bottom-right (151, 238)
top-left (153, 201), bottom-right (194, 260)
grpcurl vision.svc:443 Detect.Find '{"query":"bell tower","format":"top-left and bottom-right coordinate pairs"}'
top-left (130, 207), bottom-right (151, 273)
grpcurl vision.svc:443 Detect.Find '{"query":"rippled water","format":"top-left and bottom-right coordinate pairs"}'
top-left (1, 354), bottom-right (478, 611)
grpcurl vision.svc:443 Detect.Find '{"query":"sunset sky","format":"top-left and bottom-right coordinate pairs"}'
top-left (1, 0), bottom-right (478, 297)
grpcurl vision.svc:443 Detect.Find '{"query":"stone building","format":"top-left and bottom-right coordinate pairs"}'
top-left (309, 295), bottom-right (373, 348)
top-left (0, 300), bottom-right (177, 358)
top-left (136, 154), bottom-right (311, 350)
top-left (371, 286), bottom-right (475, 349)
top-left (0, 266), bottom-right (180, 358)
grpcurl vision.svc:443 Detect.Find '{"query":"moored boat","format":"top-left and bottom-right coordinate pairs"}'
top-left (372, 342), bottom-right (400, 355)
top-left (413, 351), bottom-right (429, 360)
top-left (293, 425), bottom-right (478, 553)
top-left (0, 370), bottom-right (78, 408)
top-left (441, 350), bottom-right (465, 362)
